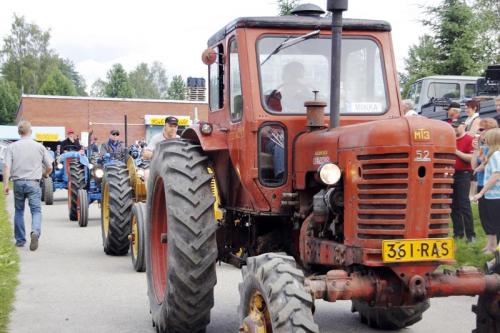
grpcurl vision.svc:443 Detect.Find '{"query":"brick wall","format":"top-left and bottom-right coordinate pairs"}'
top-left (17, 95), bottom-right (208, 144)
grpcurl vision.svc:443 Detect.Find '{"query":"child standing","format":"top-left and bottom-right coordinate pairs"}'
top-left (472, 128), bottom-right (500, 253)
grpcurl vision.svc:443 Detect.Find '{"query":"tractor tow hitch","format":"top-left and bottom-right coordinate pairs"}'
top-left (305, 267), bottom-right (500, 304)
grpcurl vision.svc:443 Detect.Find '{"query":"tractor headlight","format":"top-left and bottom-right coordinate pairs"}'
top-left (57, 163), bottom-right (63, 170)
top-left (88, 163), bottom-right (94, 170)
top-left (94, 168), bottom-right (104, 179)
top-left (137, 169), bottom-right (145, 178)
top-left (318, 163), bottom-right (341, 185)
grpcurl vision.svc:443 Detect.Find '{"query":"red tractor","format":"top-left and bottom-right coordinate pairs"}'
top-left (145, 1), bottom-right (500, 332)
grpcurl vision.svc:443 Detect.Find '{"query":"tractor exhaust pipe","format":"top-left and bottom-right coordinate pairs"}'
top-left (327, 0), bottom-right (348, 129)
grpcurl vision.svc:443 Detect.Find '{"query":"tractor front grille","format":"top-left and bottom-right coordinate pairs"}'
top-left (353, 150), bottom-right (453, 244)
top-left (356, 153), bottom-right (409, 240)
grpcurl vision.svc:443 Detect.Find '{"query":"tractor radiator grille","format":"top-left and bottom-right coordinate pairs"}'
top-left (356, 153), bottom-right (409, 240)
top-left (355, 151), bottom-right (453, 242)
top-left (429, 153), bottom-right (455, 238)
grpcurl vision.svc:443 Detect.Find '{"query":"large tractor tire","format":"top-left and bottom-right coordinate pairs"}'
top-left (472, 251), bottom-right (500, 332)
top-left (130, 202), bottom-right (146, 272)
top-left (352, 298), bottom-right (429, 330)
top-left (68, 159), bottom-right (85, 221)
top-left (146, 140), bottom-right (217, 333)
top-left (43, 177), bottom-right (54, 205)
top-left (101, 164), bottom-right (133, 256)
top-left (238, 253), bottom-right (319, 333)
top-left (77, 189), bottom-right (89, 227)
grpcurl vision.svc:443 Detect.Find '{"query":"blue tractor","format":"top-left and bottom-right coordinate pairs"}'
top-left (74, 150), bottom-right (104, 227)
top-left (41, 149), bottom-right (89, 209)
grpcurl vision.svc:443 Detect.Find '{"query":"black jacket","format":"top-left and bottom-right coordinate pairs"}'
top-left (60, 138), bottom-right (81, 152)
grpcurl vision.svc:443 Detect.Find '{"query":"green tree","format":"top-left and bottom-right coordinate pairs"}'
top-left (38, 68), bottom-right (77, 96)
top-left (402, 0), bottom-right (499, 96)
top-left (277, 0), bottom-right (300, 15)
top-left (104, 64), bottom-right (133, 98)
top-left (129, 63), bottom-right (160, 99)
top-left (90, 79), bottom-right (106, 97)
top-left (0, 78), bottom-right (19, 124)
top-left (167, 75), bottom-right (186, 100)
top-left (58, 59), bottom-right (87, 96)
top-left (150, 61), bottom-right (169, 99)
top-left (0, 14), bottom-right (54, 94)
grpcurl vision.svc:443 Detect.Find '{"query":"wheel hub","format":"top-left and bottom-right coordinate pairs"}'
top-left (239, 291), bottom-right (269, 333)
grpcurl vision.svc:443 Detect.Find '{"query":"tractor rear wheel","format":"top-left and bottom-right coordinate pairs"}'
top-left (68, 159), bottom-right (85, 221)
top-left (131, 202), bottom-right (146, 272)
top-left (77, 189), bottom-right (89, 227)
top-left (352, 299), bottom-right (429, 330)
top-left (146, 140), bottom-right (217, 333)
top-left (101, 164), bottom-right (133, 256)
top-left (472, 251), bottom-right (500, 332)
top-left (42, 177), bottom-right (54, 205)
top-left (238, 253), bottom-right (319, 333)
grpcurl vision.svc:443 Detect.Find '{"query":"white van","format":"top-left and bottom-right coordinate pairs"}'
top-left (407, 75), bottom-right (480, 113)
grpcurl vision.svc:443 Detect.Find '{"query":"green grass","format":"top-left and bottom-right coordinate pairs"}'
top-left (444, 203), bottom-right (493, 270)
top-left (0, 183), bottom-right (19, 333)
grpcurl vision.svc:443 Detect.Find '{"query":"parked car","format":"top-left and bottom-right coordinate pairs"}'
top-left (406, 75), bottom-right (480, 117)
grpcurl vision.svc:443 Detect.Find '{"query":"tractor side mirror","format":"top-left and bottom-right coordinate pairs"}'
top-left (202, 48), bottom-right (217, 65)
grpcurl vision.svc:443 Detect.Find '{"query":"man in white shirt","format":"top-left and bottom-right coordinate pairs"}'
top-left (142, 116), bottom-right (179, 160)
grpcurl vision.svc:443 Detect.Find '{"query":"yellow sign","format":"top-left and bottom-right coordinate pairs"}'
top-left (382, 238), bottom-right (454, 263)
top-left (35, 133), bottom-right (59, 142)
top-left (146, 115), bottom-right (190, 126)
top-left (414, 129), bottom-right (431, 141)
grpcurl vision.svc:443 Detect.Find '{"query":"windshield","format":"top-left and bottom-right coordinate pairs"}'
top-left (258, 37), bottom-right (387, 114)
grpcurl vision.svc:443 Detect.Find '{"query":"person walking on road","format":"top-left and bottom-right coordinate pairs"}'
top-left (451, 119), bottom-right (476, 242)
top-left (2, 120), bottom-right (53, 251)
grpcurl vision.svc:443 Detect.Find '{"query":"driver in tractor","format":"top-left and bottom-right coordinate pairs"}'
top-left (141, 116), bottom-right (179, 160)
top-left (60, 128), bottom-right (82, 152)
top-left (100, 129), bottom-right (128, 162)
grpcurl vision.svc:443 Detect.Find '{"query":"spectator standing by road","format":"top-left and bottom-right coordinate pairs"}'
top-left (446, 102), bottom-right (461, 124)
top-left (60, 128), bottom-right (82, 152)
top-left (451, 119), bottom-right (476, 242)
top-left (473, 127), bottom-right (500, 253)
top-left (89, 137), bottom-right (99, 154)
top-left (464, 100), bottom-right (481, 135)
top-left (142, 116), bottom-right (179, 160)
top-left (2, 121), bottom-right (53, 251)
top-left (100, 130), bottom-right (128, 162)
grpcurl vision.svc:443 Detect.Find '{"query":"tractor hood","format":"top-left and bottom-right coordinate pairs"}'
top-left (293, 117), bottom-right (456, 189)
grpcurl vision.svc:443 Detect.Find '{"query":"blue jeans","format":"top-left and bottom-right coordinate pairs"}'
top-left (13, 180), bottom-right (42, 244)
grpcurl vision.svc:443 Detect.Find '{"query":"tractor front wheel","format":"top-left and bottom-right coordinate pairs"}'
top-left (352, 299), bottom-right (429, 330)
top-left (101, 164), bottom-right (133, 256)
top-left (43, 177), bottom-right (54, 205)
top-left (68, 159), bottom-right (85, 221)
top-left (238, 253), bottom-right (319, 333)
top-left (77, 189), bottom-right (89, 227)
top-left (130, 202), bottom-right (146, 272)
top-left (146, 140), bottom-right (217, 333)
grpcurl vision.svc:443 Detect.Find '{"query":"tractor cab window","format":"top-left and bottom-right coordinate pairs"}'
top-left (258, 37), bottom-right (387, 114)
top-left (258, 124), bottom-right (286, 186)
top-left (427, 83), bottom-right (460, 100)
top-left (407, 80), bottom-right (422, 105)
top-left (209, 44), bottom-right (224, 110)
top-left (229, 39), bottom-right (243, 121)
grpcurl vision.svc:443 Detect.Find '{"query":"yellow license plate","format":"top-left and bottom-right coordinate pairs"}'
top-left (382, 238), bottom-right (454, 263)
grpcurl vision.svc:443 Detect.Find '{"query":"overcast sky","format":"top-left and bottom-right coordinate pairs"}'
top-left (0, 0), bottom-right (433, 91)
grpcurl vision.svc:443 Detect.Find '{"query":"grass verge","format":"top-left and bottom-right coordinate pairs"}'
top-left (443, 203), bottom-right (493, 270)
top-left (0, 183), bottom-right (19, 333)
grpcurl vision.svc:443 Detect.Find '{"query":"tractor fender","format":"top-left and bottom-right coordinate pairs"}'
top-left (181, 127), bottom-right (228, 152)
